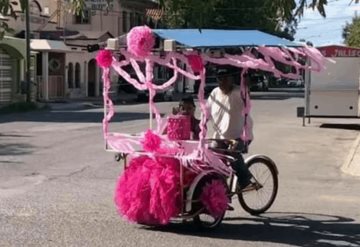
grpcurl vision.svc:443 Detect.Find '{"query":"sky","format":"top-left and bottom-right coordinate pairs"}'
top-left (294, 0), bottom-right (359, 46)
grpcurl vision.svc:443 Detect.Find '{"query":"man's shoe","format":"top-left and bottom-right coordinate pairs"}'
top-left (227, 205), bottom-right (235, 211)
top-left (236, 182), bottom-right (259, 193)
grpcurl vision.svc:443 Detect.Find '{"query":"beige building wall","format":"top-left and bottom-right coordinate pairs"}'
top-left (5, 0), bottom-right (158, 100)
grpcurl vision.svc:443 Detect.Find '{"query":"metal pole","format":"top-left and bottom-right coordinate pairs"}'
top-left (25, 0), bottom-right (31, 102)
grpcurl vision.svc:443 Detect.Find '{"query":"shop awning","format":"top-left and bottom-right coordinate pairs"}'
top-left (30, 39), bottom-right (75, 52)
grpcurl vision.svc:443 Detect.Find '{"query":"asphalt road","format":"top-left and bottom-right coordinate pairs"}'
top-left (1, 93), bottom-right (359, 247)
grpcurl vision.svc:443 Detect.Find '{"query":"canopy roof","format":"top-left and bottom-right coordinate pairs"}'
top-left (152, 29), bottom-right (300, 48)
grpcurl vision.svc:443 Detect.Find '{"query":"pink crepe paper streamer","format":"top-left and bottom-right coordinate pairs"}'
top-left (196, 69), bottom-right (208, 156)
top-left (102, 67), bottom-right (114, 138)
top-left (301, 46), bottom-right (326, 72)
top-left (240, 69), bottom-right (252, 141)
top-left (130, 58), bottom-right (146, 82)
top-left (101, 44), bottom-right (326, 177)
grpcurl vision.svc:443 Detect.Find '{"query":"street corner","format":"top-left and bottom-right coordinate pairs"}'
top-left (342, 133), bottom-right (360, 177)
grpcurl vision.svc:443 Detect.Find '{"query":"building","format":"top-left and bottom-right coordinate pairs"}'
top-left (0, 0), bottom-right (159, 104)
top-left (0, 36), bottom-right (37, 105)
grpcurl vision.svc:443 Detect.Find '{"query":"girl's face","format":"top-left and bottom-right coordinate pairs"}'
top-left (179, 102), bottom-right (195, 116)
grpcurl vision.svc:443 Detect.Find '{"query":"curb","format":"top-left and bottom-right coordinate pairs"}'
top-left (341, 133), bottom-right (360, 177)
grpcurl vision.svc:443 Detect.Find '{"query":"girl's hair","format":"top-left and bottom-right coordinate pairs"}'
top-left (181, 95), bottom-right (195, 107)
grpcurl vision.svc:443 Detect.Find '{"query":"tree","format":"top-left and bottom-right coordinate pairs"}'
top-left (161, 0), bottom-right (298, 39)
top-left (343, 15), bottom-right (360, 47)
top-left (0, 0), bottom-right (86, 38)
top-left (0, 0), bottom-right (358, 39)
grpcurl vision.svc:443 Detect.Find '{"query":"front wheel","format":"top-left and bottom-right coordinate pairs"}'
top-left (238, 156), bottom-right (278, 215)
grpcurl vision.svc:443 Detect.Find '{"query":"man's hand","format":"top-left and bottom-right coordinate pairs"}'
top-left (172, 107), bottom-right (179, 115)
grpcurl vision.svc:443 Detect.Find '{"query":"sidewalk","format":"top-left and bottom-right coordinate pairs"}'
top-left (342, 133), bottom-right (360, 176)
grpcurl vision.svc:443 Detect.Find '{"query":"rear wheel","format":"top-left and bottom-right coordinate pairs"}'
top-left (192, 174), bottom-right (228, 229)
top-left (238, 156), bottom-right (278, 215)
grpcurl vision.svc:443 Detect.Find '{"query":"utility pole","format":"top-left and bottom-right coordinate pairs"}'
top-left (25, 0), bottom-right (31, 102)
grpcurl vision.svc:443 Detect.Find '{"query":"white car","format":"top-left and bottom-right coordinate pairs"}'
top-left (287, 79), bottom-right (304, 87)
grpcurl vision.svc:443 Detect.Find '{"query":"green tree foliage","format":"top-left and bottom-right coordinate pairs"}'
top-left (0, 0), bottom-right (356, 39)
top-left (161, 0), bottom-right (298, 39)
top-left (343, 15), bottom-right (360, 47)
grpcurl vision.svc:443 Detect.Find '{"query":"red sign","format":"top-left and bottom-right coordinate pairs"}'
top-left (317, 45), bottom-right (360, 57)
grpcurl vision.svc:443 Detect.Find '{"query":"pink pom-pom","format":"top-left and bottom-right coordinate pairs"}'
top-left (114, 156), bottom-right (181, 225)
top-left (127, 26), bottom-right (155, 58)
top-left (200, 179), bottom-right (229, 218)
top-left (187, 54), bottom-right (204, 73)
top-left (142, 129), bottom-right (161, 152)
top-left (96, 50), bottom-right (113, 68)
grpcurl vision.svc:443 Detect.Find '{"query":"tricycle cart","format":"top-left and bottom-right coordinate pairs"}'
top-left (92, 27), bottom-right (325, 228)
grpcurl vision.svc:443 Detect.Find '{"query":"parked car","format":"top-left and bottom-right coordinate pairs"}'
top-left (204, 76), bottom-right (218, 96)
top-left (249, 74), bottom-right (269, 91)
top-left (287, 79), bottom-right (304, 87)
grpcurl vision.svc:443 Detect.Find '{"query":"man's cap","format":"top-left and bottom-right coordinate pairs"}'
top-left (216, 65), bottom-right (240, 77)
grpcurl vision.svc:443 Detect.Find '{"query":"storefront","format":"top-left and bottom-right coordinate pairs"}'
top-left (305, 45), bottom-right (360, 118)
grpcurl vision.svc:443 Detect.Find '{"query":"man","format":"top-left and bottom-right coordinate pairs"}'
top-left (207, 65), bottom-right (254, 191)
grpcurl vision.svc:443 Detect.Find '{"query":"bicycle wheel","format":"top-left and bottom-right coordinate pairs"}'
top-left (192, 173), bottom-right (228, 229)
top-left (238, 156), bottom-right (278, 215)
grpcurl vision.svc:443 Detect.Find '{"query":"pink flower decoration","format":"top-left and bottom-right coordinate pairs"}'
top-left (127, 26), bottom-right (155, 58)
top-left (200, 179), bottom-right (229, 218)
top-left (142, 129), bottom-right (161, 152)
top-left (96, 50), bottom-right (113, 68)
top-left (187, 54), bottom-right (204, 73)
top-left (114, 155), bottom-right (181, 225)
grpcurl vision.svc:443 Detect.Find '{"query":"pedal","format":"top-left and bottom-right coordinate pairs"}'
top-left (227, 205), bottom-right (234, 211)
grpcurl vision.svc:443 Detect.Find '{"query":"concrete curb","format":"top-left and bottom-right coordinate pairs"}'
top-left (341, 133), bottom-right (360, 177)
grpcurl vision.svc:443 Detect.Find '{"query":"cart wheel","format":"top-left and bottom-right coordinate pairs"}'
top-left (192, 174), bottom-right (228, 229)
top-left (238, 155), bottom-right (278, 215)
top-left (114, 153), bottom-right (121, 162)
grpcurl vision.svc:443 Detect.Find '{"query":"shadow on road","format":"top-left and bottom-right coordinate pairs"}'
top-left (0, 110), bottom-right (152, 123)
top-left (320, 124), bottom-right (360, 131)
top-left (0, 133), bottom-right (34, 157)
top-left (147, 212), bottom-right (360, 247)
top-left (0, 143), bottom-right (34, 156)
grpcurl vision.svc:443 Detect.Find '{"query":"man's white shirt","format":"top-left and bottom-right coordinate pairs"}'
top-left (207, 86), bottom-right (253, 140)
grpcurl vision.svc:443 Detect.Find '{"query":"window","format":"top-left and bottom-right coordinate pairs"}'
top-left (75, 63), bottom-right (80, 88)
top-left (122, 11), bottom-right (127, 33)
top-left (29, 0), bottom-right (42, 15)
top-left (74, 9), bottom-right (90, 24)
top-left (68, 63), bottom-right (73, 88)
top-left (130, 12), bottom-right (134, 28)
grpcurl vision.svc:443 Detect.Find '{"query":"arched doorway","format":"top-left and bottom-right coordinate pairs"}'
top-left (88, 59), bottom-right (96, 97)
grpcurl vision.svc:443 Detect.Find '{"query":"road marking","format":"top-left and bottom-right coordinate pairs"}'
top-left (341, 133), bottom-right (360, 177)
top-left (319, 195), bottom-right (360, 203)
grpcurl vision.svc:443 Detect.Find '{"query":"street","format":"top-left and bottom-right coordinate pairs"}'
top-left (0, 92), bottom-right (360, 247)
